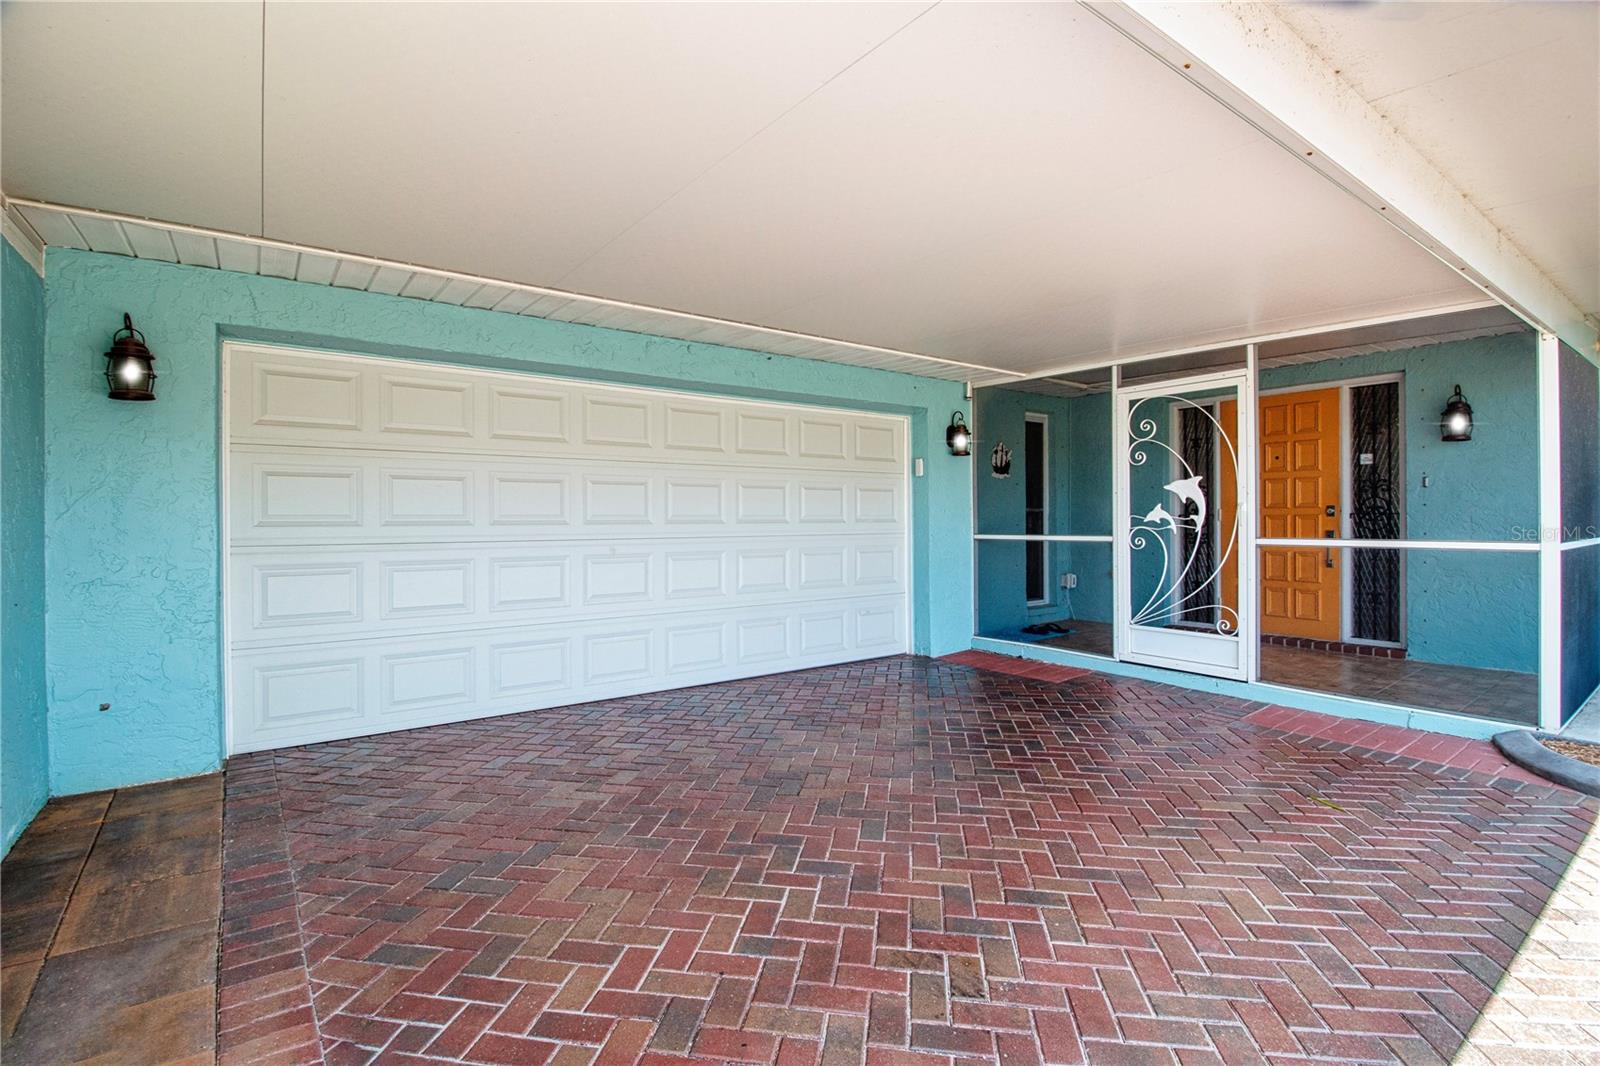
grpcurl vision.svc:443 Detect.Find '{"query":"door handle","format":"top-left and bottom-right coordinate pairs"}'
top-left (1324, 529), bottom-right (1336, 568)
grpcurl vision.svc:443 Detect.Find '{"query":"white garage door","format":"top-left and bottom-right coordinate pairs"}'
top-left (224, 345), bottom-right (909, 753)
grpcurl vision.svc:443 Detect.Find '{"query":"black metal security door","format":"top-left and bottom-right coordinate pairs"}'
top-left (1350, 382), bottom-right (1402, 644)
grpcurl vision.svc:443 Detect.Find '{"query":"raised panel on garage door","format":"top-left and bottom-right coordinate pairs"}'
top-left (225, 344), bottom-right (909, 753)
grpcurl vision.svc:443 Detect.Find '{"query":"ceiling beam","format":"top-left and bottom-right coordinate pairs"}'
top-left (1090, 1), bottom-right (1598, 361)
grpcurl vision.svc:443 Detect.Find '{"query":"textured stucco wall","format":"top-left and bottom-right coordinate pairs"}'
top-left (973, 388), bottom-right (1068, 637)
top-left (1063, 394), bottom-right (1114, 624)
top-left (973, 388), bottom-right (1113, 638)
top-left (1259, 332), bottom-right (1540, 673)
top-left (2, 239), bottom-right (50, 854)
top-left (973, 388), bottom-right (1074, 537)
top-left (43, 248), bottom-right (974, 795)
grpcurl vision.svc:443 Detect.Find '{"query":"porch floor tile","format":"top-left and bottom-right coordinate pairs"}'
top-left (1259, 645), bottom-right (1538, 726)
top-left (983, 626), bottom-right (1538, 728)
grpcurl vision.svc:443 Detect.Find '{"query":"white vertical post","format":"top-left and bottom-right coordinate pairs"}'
top-left (1243, 344), bottom-right (1260, 683)
top-left (1111, 363), bottom-right (1126, 663)
top-left (1537, 331), bottom-right (1562, 732)
top-left (968, 384), bottom-right (980, 643)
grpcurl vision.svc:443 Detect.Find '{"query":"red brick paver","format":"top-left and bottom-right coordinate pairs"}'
top-left (1240, 705), bottom-right (1546, 786)
top-left (942, 650), bottom-right (1091, 685)
top-left (957, 650), bottom-right (1542, 786)
top-left (220, 656), bottom-right (1594, 1065)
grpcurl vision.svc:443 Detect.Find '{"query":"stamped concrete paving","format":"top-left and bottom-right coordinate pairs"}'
top-left (2, 774), bottom-right (223, 1064)
top-left (218, 655), bottom-right (1596, 1066)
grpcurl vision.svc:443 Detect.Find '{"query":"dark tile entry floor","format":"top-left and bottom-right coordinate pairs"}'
top-left (2, 773), bottom-right (223, 1064)
top-left (1036, 621), bottom-right (1114, 658)
top-left (1017, 623), bottom-right (1537, 727)
top-left (220, 655), bottom-right (1590, 1066)
top-left (1257, 645), bottom-right (1539, 726)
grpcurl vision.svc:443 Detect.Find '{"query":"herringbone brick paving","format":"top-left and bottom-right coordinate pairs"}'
top-left (219, 655), bottom-right (1597, 1066)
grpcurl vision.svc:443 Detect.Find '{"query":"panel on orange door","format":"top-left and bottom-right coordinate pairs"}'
top-left (1258, 387), bottom-right (1341, 640)
top-left (1218, 400), bottom-right (1239, 626)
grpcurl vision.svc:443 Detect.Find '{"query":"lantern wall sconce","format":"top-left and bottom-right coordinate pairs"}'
top-left (946, 412), bottom-right (971, 456)
top-left (1439, 384), bottom-right (1472, 442)
top-left (104, 313), bottom-right (157, 401)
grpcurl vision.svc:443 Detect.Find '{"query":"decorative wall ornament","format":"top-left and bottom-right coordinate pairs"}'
top-left (990, 440), bottom-right (1012, 478)
top-left (1126, 396), bottom-right (1240, 636)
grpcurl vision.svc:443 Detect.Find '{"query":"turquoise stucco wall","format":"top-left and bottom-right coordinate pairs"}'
top-left (2, 239), bottom-right (50, 854)
top-left (973, 388), bottom-right (1068, 638)
top-left (973, 332), bottom-right (1539, 673)
top-left (42, 248), bottom-right (975, 796)
top-left (1259, 332), bottom-right (1539, 673)
top-left (1063, 395), bottom-right (1114, 624)
top-left (973, 388), bottom-right (1112, 637)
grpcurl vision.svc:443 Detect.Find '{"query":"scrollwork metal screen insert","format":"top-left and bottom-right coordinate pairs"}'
top-left (1127, 394), bottom-right (1239, 636)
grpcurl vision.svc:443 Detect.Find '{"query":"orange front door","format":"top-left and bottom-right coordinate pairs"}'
top-left (1218, 400), bottom-right (1240, 629)
top-left (1258, 388), bottom-right (1342, 640)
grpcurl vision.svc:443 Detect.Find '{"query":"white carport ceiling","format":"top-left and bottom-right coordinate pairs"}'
top-left (4, 2), bottom-right (1487, 377)
top-left (1275, 1), bottom-right (1599, 327)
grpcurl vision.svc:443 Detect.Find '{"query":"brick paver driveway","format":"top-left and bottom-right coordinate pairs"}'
top-left (220, 656), bottom-right (1595, 1066)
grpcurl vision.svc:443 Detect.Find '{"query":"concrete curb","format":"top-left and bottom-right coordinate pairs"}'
top-left (1493, 730), bottom-right (1600, 797)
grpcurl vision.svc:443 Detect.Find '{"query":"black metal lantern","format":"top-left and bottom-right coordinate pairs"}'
top-left (946, 411), bottom-right (971, 456)
top-left (104, 313), bottom-right (157, 401)
top-left (1440, 384), bottom-right (1472, 442)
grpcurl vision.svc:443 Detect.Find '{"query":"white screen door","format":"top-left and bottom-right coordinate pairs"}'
top-left (1114, 369), bottom-right (1254, 680)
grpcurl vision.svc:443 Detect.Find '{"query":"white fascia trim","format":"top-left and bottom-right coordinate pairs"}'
top-left (1, 194), bottom-right (1025, 384)
top-left (1091, 2), bottom-right (1599, 366)
top-left (2, 204), bottom-right (45, 276)
top-left (1009, 298), bottom-right (1502, 386)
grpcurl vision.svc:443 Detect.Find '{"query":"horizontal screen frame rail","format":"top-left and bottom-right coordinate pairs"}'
top-left (972, 534), bottom-right (1115, 543)
top-left (1255, 537), bottom-right (1538, 552)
